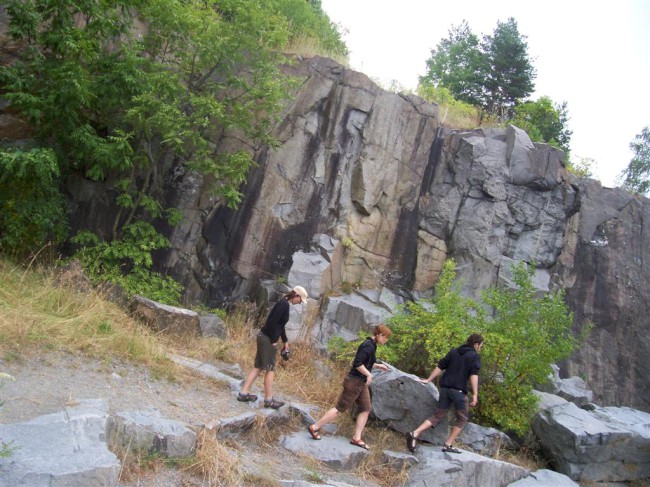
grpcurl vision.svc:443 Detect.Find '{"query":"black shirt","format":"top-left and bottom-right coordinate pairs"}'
top-left (349, 337), bottom-right (377, 383)
top-left (438, 344), bottom-right (481, 394)
top-left (260, 298), bottom-right (290, 344)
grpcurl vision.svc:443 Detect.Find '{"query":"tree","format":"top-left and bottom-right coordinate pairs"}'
top-left (420, 18), bottom-right (536, 122)
top-left (511, 96), bottom-right (572, 154)
top-left (419, 21), bottom-right (487, 108)
top-left (620, 126), bottom-right (650, 195)
top-left (481, 18), bottom-right (536, 120)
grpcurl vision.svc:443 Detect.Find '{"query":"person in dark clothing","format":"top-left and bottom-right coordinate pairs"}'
top-left (406, 333), bottom-right (483, 454)
top-left (237, 285), bottom-right (308, 409)
top-left (307, 324), bottom-right (392, 450)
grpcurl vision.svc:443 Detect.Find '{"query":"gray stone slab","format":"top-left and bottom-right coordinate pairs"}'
top-left (0, 399), bottom-right (120, 486)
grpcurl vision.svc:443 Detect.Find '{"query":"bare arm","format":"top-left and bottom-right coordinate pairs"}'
top-left (419, 367), bottom-right (442, 384)
top-left (469, 374), bottom-right (479, 407)
top-left (356, 365), bottom-right (373, 384)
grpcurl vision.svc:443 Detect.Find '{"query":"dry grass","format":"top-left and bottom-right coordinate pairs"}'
top-left (283, 33), bottom-right (348, 66)
top-left (0, 258), bottom-right (546, 485)
top-left (0, 259), bottom-right (173, 376)
top-left (185, 429), bottom-right (243, 486)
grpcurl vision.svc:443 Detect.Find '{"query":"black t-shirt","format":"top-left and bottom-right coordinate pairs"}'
top-left (349, 337), bottom-right (377, 383)
top-left (260, 298), bottom-right (290, 344)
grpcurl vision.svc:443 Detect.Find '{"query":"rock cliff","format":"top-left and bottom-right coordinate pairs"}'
top-left (63, 57), bottom-right (649, 413)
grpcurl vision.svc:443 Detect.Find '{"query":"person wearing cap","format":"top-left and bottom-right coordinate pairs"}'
top-left (237, 285), bottom-right (308, 409)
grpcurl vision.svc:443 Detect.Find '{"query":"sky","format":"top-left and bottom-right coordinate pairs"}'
top-left (320, 0), bottom-right (650, 188)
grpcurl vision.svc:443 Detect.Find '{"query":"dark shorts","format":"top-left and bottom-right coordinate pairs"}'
top-left (428, 387), bottom-right (469, 429)
top-left (335, 375), bottom-right (372, 413)
top-left (253, 332), bottom-right (277, 371)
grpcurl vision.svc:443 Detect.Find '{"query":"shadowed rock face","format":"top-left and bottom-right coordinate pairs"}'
top-left (62, 57), bottom-right (649, 412)
top-left (555, 181), bottom-right (650, 411)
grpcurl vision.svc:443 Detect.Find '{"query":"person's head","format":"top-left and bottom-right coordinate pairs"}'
top-left (286, 285), bottom-right (308, 304)
top-left (373, 323), bottom-right (392, 345)
top-left (466, 333), bottom-right (484, 352)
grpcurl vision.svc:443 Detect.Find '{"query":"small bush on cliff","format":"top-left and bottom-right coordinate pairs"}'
top-left (0, 147), bottom-right (68, 257)
top-left (71, 223), bottom-right (183, 305)
top-left (385, 259), bottom-right (589, 435)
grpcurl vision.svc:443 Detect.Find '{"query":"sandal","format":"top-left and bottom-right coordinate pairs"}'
top-left (237, 392), bottom-right (257, 402)
top-left (442, 443), bottom-right (462, 454)
top-left (406, 431), bottom-right (417, 453)
top-left (263, 398), bottom-right (285, 409)
top-left (307, 424), bottom-right (321, 440)
top-left (350, 438), bottom-right (370, 450)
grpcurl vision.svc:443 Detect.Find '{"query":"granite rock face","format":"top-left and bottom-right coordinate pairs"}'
top-left (62, 57), bottom-right (649, 413)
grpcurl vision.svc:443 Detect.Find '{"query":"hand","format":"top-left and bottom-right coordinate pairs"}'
top-left (374, 363), bottom-right (388, 371)
top-left (469, 397), bottom-right (478, 408)
top-left (366, 375), bottom-right (373, 385)
top-left (418, 378), bottom-right (429, 384)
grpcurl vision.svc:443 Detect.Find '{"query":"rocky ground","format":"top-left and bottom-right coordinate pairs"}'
top-left (0, 349), bottom-right (375, 486)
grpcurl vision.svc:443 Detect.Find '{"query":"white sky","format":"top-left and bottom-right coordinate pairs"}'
top-left (321, 0), bottom-right (650, 188)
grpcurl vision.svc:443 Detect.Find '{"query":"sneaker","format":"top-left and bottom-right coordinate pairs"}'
top-left (442, 443), bottom-right (462, 454)
top-left (263, 398), bottom-right (285, 409)
top-left (237, 392), bottom-right (257, 402)
top-left (406, 431), bottom-right (417, 453)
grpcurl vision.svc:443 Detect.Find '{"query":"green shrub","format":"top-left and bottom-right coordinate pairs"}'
top-left (0, 147), bottom-right (68, 256)
top-left (385, 259), bottom-right (590, 435)
top-left (71, 222), bottom-right (182, 305)
top-left (384, 259), bottom-right (483, 376)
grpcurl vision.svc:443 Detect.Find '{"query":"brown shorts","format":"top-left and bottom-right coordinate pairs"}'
top-left (428, 387), bottom-right (469, 429)
top-left (335, 375), bottom-right (371, 413)
top-left (253, 332), bottom-right (277, 371)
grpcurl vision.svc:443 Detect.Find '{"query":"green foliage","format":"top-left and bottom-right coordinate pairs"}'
top-left (327, 335), bottom-right (359, 364)
top-left (511, 97), bottom-right (572, 154)
top-left (481, 18), bottom-right (536, 120)
top-left (71, 223), bottom-right (182, 305)
top-left (476, 262), bottom-right (588, 434)
top-left (384, 260), bottom-right (483, 376)
top-left (0, 0), bottom-right (306, 295)
top-left (566, 156), bottom-right (595, 178)
top-left (420, 18), bottom-right (536, 122)
top-left (420, 21), bottom-right (486, 108)
top-left (0, 147), bottom-right (68, 256)
top-left (385, 259), bottom-right (589, 435)
top-left (619, 126), bottom-right (650, 195)
top-left (416, 83), bottom-right (480, 128)
top-left (269, 0), bottom-right (348, 58)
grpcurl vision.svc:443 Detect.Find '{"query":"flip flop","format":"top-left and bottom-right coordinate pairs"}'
top-left (350, 438), bottom-right (370, 450)
top-left (307, 424), bottom-right (321, 440)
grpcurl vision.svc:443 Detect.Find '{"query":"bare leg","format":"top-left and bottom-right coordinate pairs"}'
top-left (312, 407), bottom-right (340, 430)
top-left (240, 368), bottom-right (261, 394)
top-left (444, 426), bottom-right (462, 446)
top-left (412, 419), bottom-right (433, 438)
top-left (263, 370), bottom-right (275, 400)
top-left (352, 410), bottom-right (370, 441)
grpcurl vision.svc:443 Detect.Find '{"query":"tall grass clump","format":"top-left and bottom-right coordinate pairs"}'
top-left (0, 258), bottom-right (169, 373)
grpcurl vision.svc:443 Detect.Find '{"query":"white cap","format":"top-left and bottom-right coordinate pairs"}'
top-left (292, 285), bottom-right (308, 302)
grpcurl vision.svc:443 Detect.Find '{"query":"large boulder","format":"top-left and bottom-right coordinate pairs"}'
top-left (129, 295), bottom-right (201, 336)
top-left (370, 367), bottom-right (512, 455)
top-left (404, 446), bottom-right (528, 486)
top-left (532, 402), bottom-right (650, 482)
top-left (0, 399), bottom-right (121, 486)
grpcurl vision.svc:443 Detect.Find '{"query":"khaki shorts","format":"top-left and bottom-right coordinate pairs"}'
top-left (335, 375), bottom-right (371, 413)
top-left (253, 332), bottom-right (277, 371)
